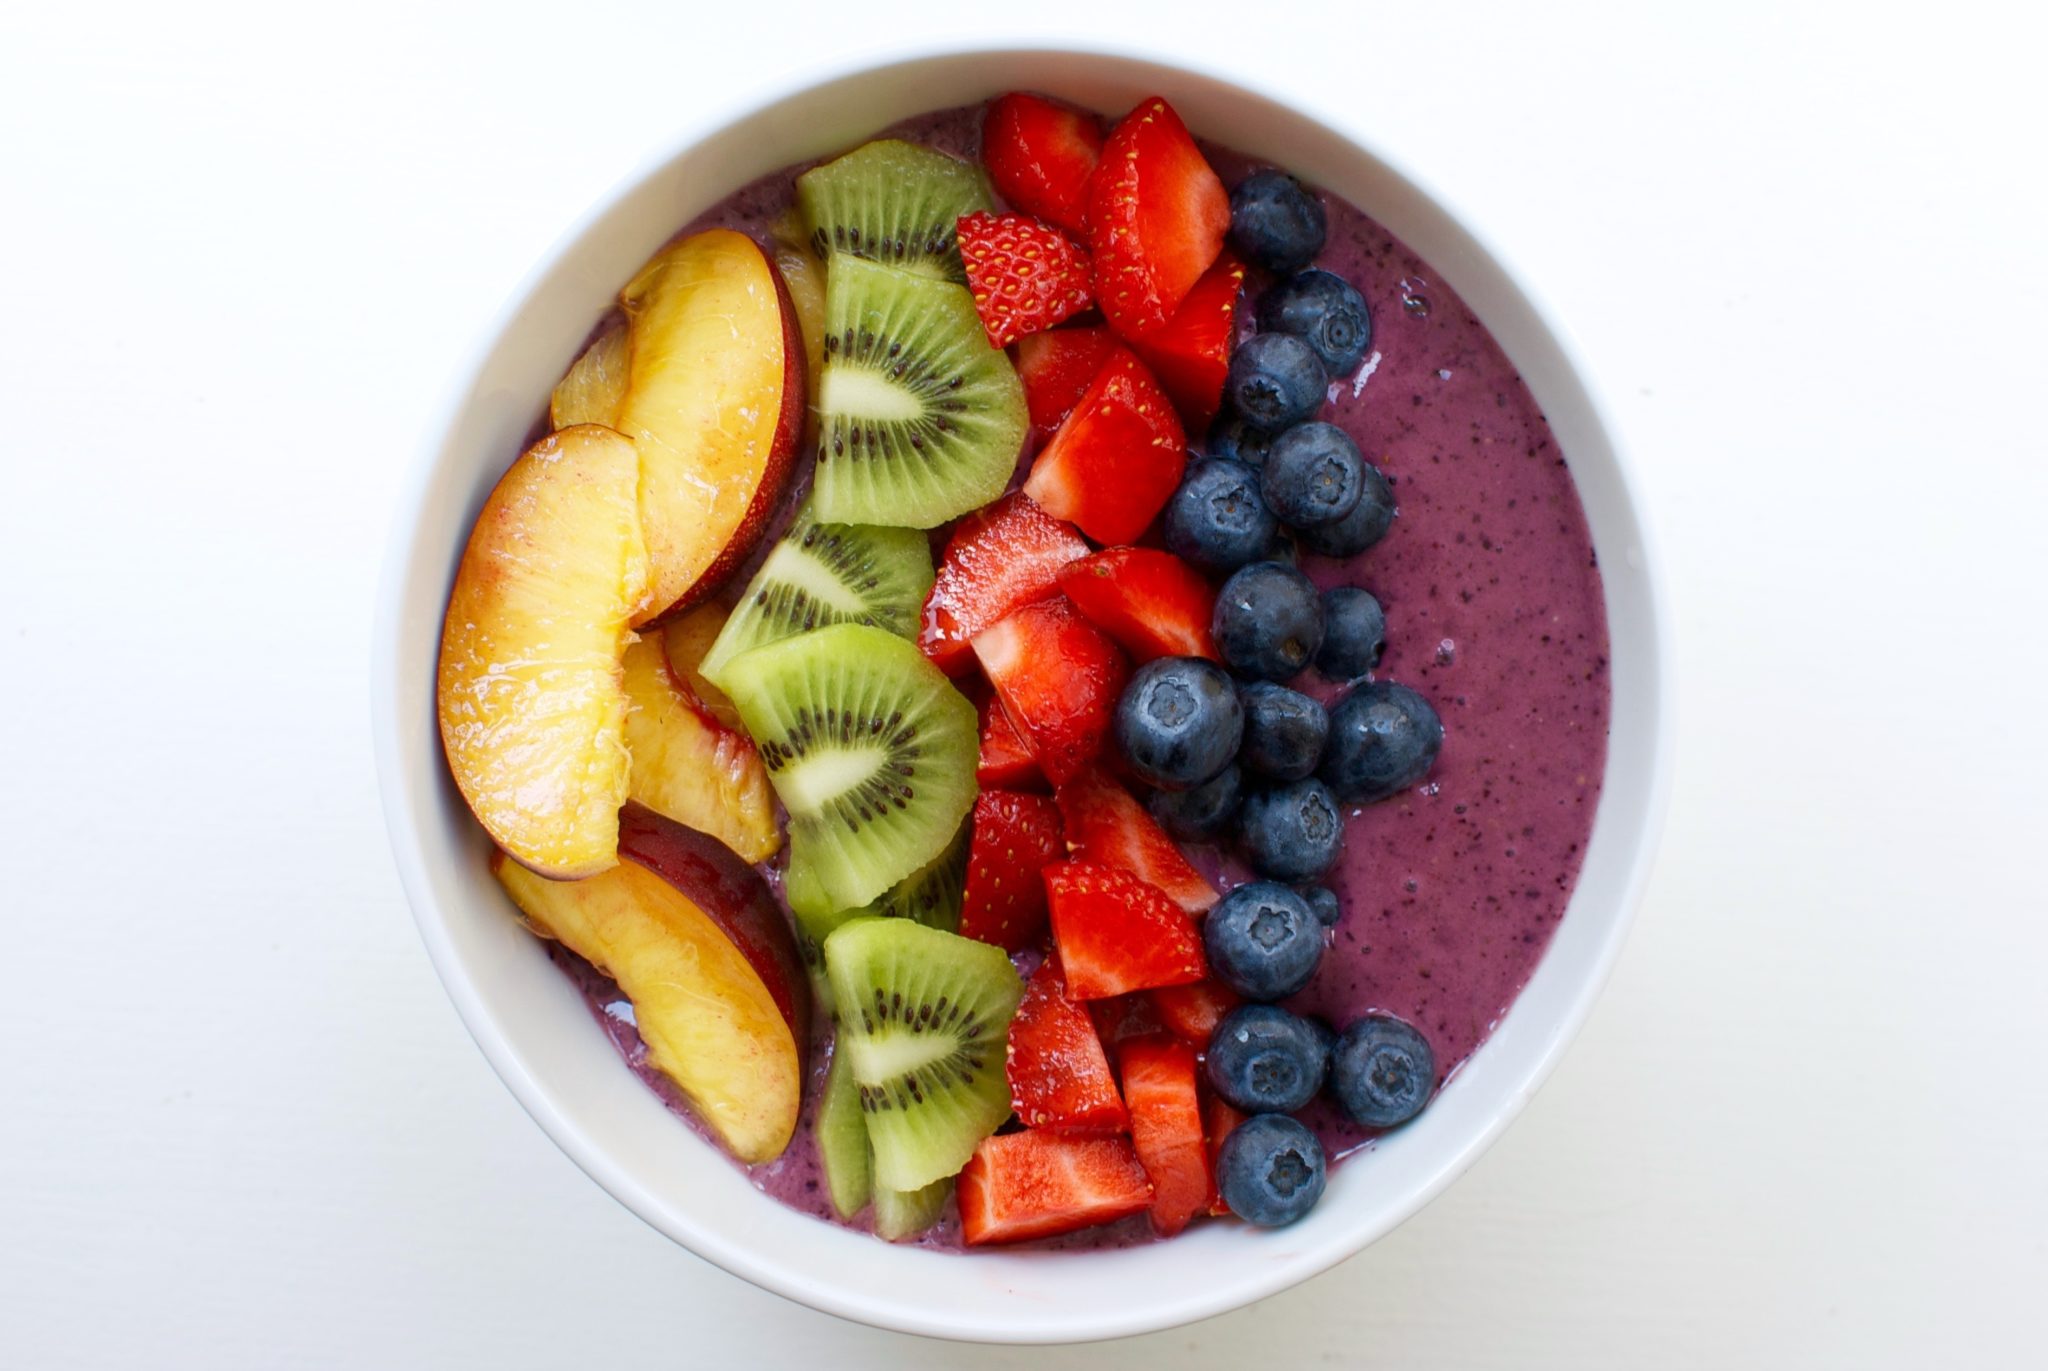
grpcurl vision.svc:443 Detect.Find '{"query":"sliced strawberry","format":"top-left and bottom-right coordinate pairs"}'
top-left (1044, 860), bottom-right (1207, 1000)
top-left (976, 691), bottom-right (1043, 790)
top-left (1008, 958), bottom-right (1128, 1133)
top-left (1088, 992), bottom-right (1165, 1048)
top-left (1022, 349), bottom-right (1186, 545)
top-left (1149, 980), bottom-right (1243, 1048)
top-left (1087, 96), bottom-right (1230, 337)
top-left (919, 491), bottom-right (1089, 675)
top-left (958, 211), bottom-right (1095, 348)
top-left (1119, 1035), bottom-right (1215, 1235)
top-left (959, 1130), bottom-right (1153, 1245)
top-left (1202, 1091), bottom-right (1248, 1217)
top-left (972, 599), bottom-right (1128, 786)
top-left (958, 790), bottom-right (1065, 951)
top-left (1126, 252), bottom-right (1245, 428)
top-left (982, 92), bottom-right (1104, 239)
top-left (1055, 547), bottom-right (1219, 663)
top-left (1014, 325), bottom-right (1118, 431)
top-left (1054, 766), bottom-right (1218, 915)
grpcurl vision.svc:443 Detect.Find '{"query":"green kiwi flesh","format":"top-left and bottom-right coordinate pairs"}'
top-left (785, 815), bottom-right (970, 1016)
top-left (796, 139), bottom-right (991, 283)
top-left (872, 1177), bottom-right (951, 1242)
top-left (816, 1041), bottom-right (872, 1221)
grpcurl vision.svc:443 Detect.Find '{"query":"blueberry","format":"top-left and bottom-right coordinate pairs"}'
top-left (1226, 333), bottom-right (1326, 434)
top-left (1238, 681), bottom-right (1329, 781)
top-left (1297, 463), bottom-right (1394, 558)
top-left (1216, 1114), bottom-right (1327, 1227)
top-left (1115, 657), bottom-right (1244, 791)
top-left (1319, 681), bottom-right (1443, 803)
top-left (1148, 762), bottom-right (1242, 842)
top-left (1258, 270), bottom-right (1372, 378)
top-left (1261, 422), bottom-right (1366, 530)
top-left (1205, 1004), bottom-right (1329, 1114)
top-left (1205, 413), bottom-right (1277, 469)
top-left (1297, 884), bottom-right (1341, 927)
top-left (1331, 1014), bottom-right (1436, 1128)
top-left (1227, 170), bottom-right (1327, 276)
top-left (1316, 587), bottom-right (1386, 679)
top-left (1204, 880), bottom-right (1325, 1000)
top-left (1213, 561), bottom-right (1324, 681)
top-left (1239, 777), bottom-right (1344, 881)
top-left (1163, 458), bottom-right (1277, 575)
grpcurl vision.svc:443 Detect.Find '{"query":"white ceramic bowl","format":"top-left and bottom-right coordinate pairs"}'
top-left (373, 42), bottom-right (1672, 1345)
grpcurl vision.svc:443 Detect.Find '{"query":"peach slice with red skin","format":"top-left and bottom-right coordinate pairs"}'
top-left (619, 634), bottom-right (780, 865)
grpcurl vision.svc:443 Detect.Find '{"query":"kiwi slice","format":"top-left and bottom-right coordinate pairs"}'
top-left (797, 139), bottom-right (992, 283)
top-left (823, 916), bottom-right (1024, 1192)
top-left (720, 622), bottom-right (977, 912)
top-left (698, 514), bottom-right (935, 694)
top-left (873, 1177), bottom-right (951, 1243)
top-left (787, 815), bottom-right (970, 1016)
top-left (816, 1041), bottom-right (872, 1221)
top-left (809, 256), bottom-right (1027, 529)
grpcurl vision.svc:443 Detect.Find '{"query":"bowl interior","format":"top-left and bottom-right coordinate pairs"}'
top-left (373, 45), bottom-right (1669, 1344)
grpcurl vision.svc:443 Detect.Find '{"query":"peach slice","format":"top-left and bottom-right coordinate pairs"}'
top-left (616, 228), bottom-right (804, 624)
top-left (620, 634), bottom-right (780, 864)
top-left (493, 804), bottom-right (808, 1163)
top-left (549, 321), bottom-right (628, 429)
top-left (438, 424), bottom-right (648, 878)
top-left (659, 603), bottom-right (745, 733)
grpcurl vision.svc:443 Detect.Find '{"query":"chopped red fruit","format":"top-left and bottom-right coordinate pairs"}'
top-left (1044, 860), bottom-right (1207, 1000)
top-left (919, 491), bottom-right (1090, 675)
top-left (972, 599), bottom-right (1128, 786)
top-left (1054, 766), bottom-right (1218, 915)
top-left (1022, 349), bottom-right (1186, 545)
top-left (1119, 1035), bottom-right (1215, 1236)
top-left (1202, 1091), bottom-right (1248, 1216)
top-left (1088, 992), bottom-right (1165, 1047)
top-left (957, 211), bottom-right (1095, 348)
top-left (976, 692), bottom-right (1043, 790)
top-left (982, 92), bottom-right (1104, 239)
top-left (958, 790), bottom-right (1065, 951)
top-left (1126, 252), bottom-right (1246, 428)
top-left (1149, 980), bottom-right (1243, 1047)
top-left (1008, 958), bottom-right (1129, 1133)
top-left (1015, 326), bottom-right (1119, 431)
top-left (1087, 96), bottom-right (1230, 337)
top-left (959, 1130), bottom-right (1153, 1245)
top-left (1056, 547), bottom-right (1219, 663)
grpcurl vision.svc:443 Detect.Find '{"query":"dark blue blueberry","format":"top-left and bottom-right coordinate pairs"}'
top-left (1297, 884), bottom-right (1341, 927)
top-left (1216, 1114), bottom-right (1327, 1227)
top-left (1297, 463), bottom-right (1394, 558)
top-left (1163, 458), bottom-right (1277, 575)
top-left (1213, 561), bottom-right (1323, 681)
top-left (1320, 681), bottom-right (1443, 803)
top-left (1205, 1004), bottom-right (1329, 1114)
top-left (1225, 332), bottom-right (1326, 434)
top-left (1261, 422), bottom-right (1365, 530)
top-left (1205, 413), bottom-right (1277, 468)
top-left (1204, 880), bottom-right (1325, 1001)
top-left (1317, 587), bottom-right (1386, 679)
top-left (1238, 777), bottom-right (1344, 881)
top-left (1148, 762), bottom-right (1242, 842)
top-left (1258, 269), bottom-right (1372, 378)
top-left (1115, 657), bottom-right (1244, 791)
top-left (1238, 681), bottom-right (1329, 781)
top-left (1331, 1014), bottom-right (1436, 1128)
top-left (1227, 170), bottom-right (1327, 275)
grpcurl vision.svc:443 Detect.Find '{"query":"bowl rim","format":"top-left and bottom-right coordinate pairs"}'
top-left (372, 36), bottom-right (1674, 1344)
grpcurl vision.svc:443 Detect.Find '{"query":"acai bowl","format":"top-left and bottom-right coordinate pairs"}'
top-left (372, 43), bottom-right (1671, 1344)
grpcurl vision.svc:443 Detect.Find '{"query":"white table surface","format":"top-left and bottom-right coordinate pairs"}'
top-left (5, 1), bottom-right (2044, 1364)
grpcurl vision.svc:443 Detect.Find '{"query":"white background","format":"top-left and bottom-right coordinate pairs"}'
top-left (4, 0), bottom-right (2044, 1365)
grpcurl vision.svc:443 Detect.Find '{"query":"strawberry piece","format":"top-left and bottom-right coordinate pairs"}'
top-left (958, 211), bottom-right (1095, 348)
top-left (919, 492), bottom-right (1089, 675)
top-left (1022, 349), bottom-right (1186, 545)
top-left (976, 692), bottom-right (1043, 790)
top-left (1087, 96), bottom-right (1230, 337)
top-left (972, 599), bottom-right (1128, 786)
top-left (1055, 547), bottom-right (1219, 663)
top-left (1044, 860), bottom-right (1207, 1000)
top-left (959, 1130), bottom-right (1153, 1245)
top-left (1088, 992), bottom-right (1165, 1048)
top-left (1014, 325), bottom-right (1118, 431)
top-left (1007, 958), bottom-right (1128, 1132)
top-left (1149, 980), bottom-right (1243, 1047)
top-left (958, 790), bottom-right (1065, 951)
top-left (982, 92), bottom-right (1104, 239)
top-left (1053, 766), bottom-right (1218, 915)
top-left (1126, 252), bottom-right (1245, 428)
top-left (1118, 1035), bottom-right (1215, 1235)
top-left (1202, 1091), bottom-right (1248, 1216)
